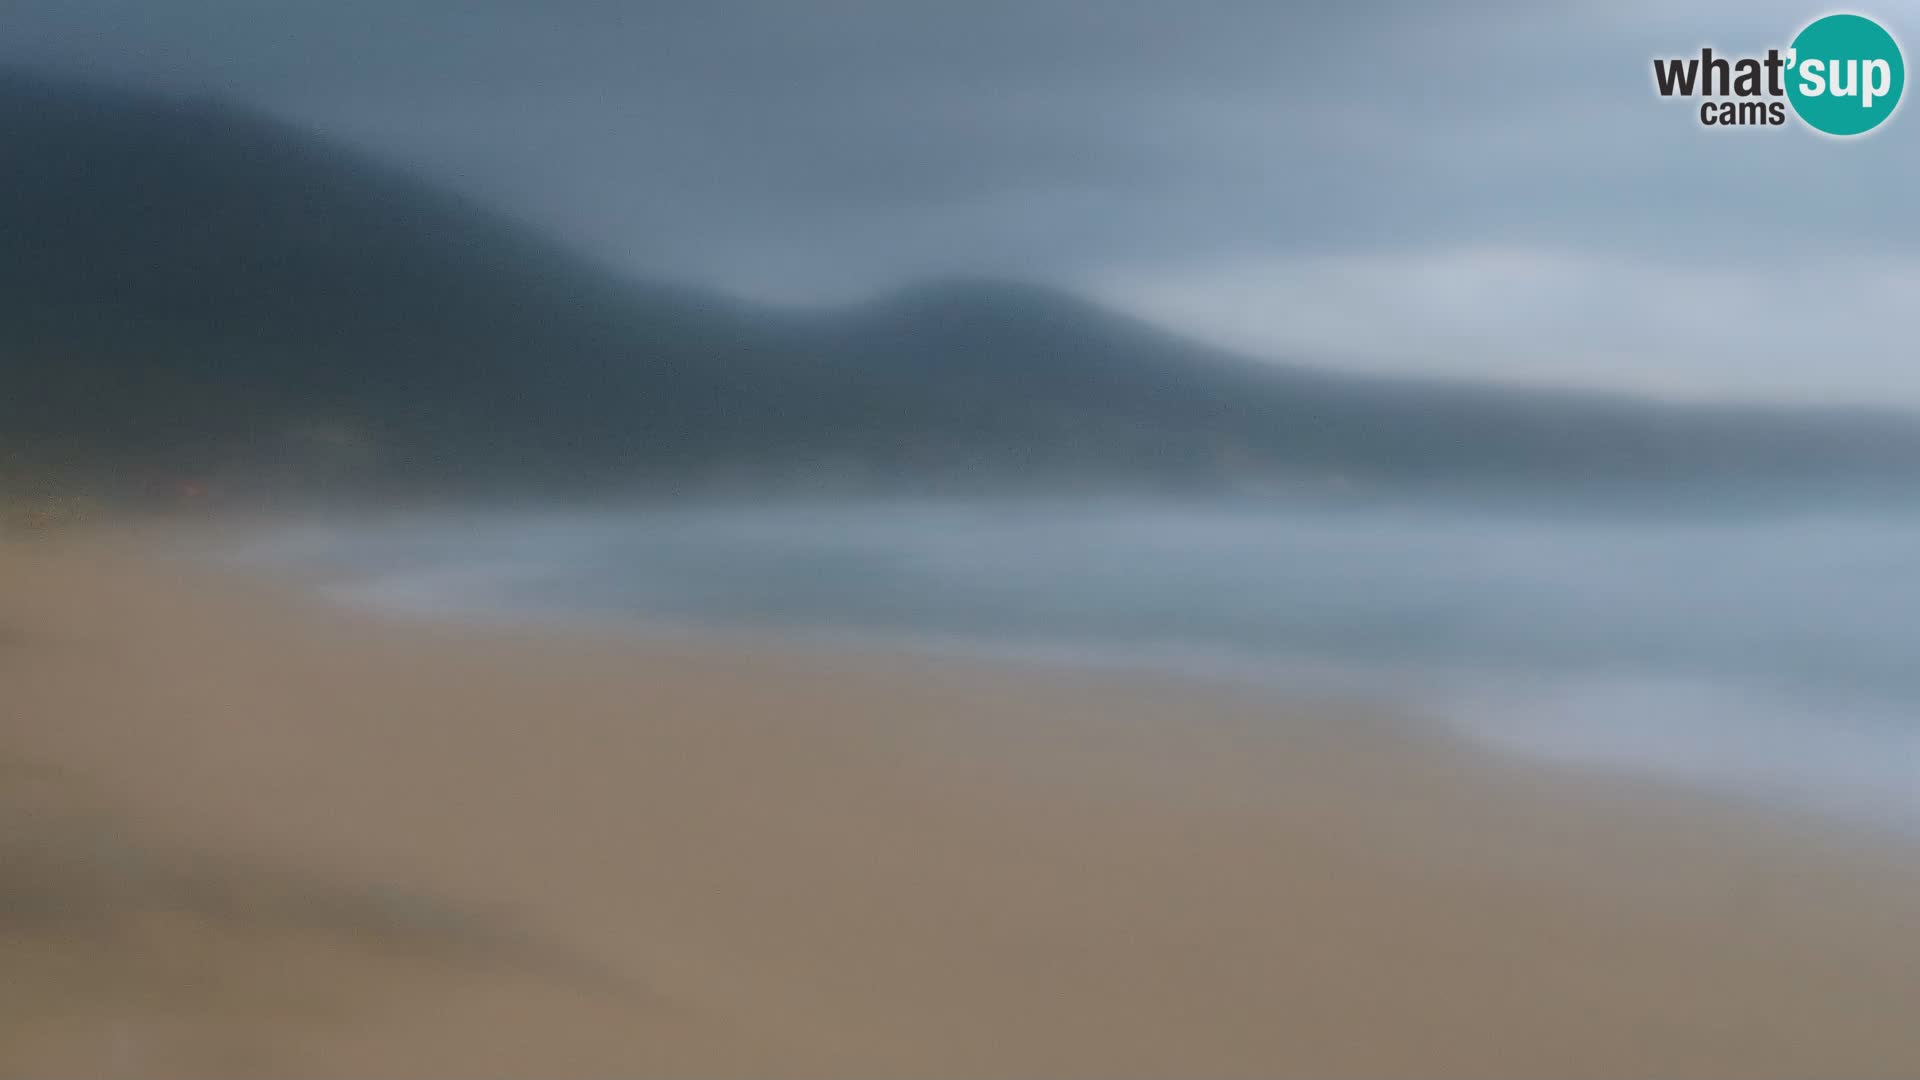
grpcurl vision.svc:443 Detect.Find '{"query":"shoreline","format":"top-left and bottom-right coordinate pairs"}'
top-left (6, 528), bottom-right (1920, 1076)
top-left (206, 512), bottom-right (1920, 846)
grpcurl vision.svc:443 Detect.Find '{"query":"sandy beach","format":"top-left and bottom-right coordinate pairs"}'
top-left (4, 529), bottom-right (1919, 1078)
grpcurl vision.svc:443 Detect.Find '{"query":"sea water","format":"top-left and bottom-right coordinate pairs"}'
top-left (232, 498), bottom-right (1920, 834)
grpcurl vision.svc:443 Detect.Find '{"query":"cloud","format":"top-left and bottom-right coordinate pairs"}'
top-left (1089, 247), bottom-right (1920, 403)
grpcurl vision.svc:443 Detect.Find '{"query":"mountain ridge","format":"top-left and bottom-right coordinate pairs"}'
top-left (4, 71), bottom-right (1918, 502)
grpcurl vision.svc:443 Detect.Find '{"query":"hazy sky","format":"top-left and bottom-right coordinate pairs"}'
top-left (6, 0), bottom-right (1917, 402)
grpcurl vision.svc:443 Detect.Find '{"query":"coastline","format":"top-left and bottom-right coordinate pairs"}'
top-left (6, 528), bottom-right (1920, 1077)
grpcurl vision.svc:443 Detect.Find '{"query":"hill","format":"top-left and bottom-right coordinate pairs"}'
top-left (5, 71), bottom-right (1918, 502)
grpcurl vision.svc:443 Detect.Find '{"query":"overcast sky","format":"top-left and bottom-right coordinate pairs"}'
top-left (5, 0), bottom-right (1917, 402)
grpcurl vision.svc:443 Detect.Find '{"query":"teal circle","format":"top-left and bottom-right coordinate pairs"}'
top-left (1787, 14), bottom-right (1904, 136)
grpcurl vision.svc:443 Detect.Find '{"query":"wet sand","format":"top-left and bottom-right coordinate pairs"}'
top-left (4, 531), bottom-right (1918, 1077)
